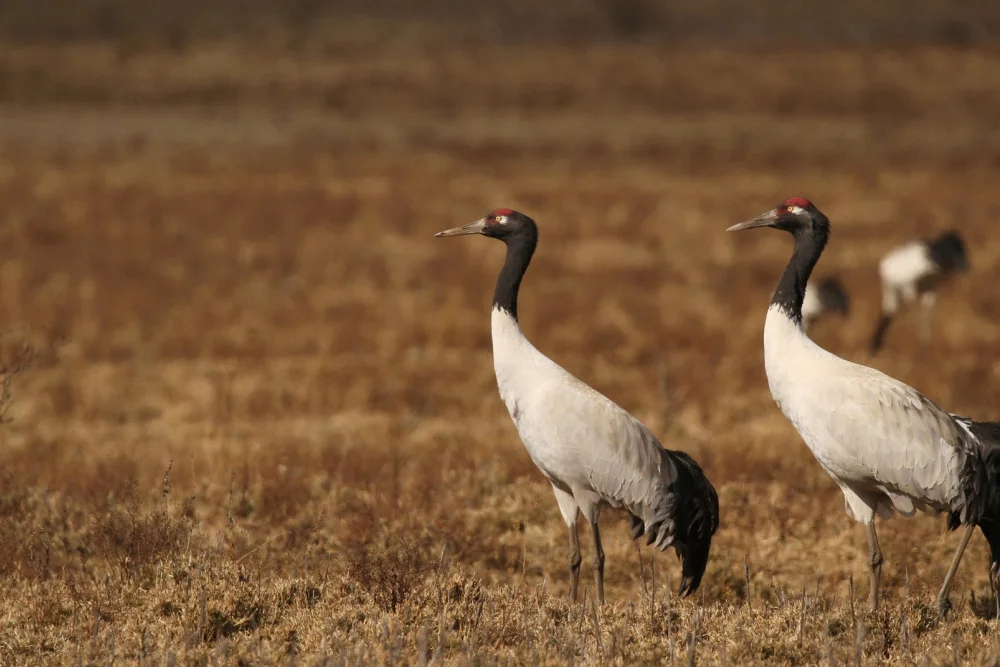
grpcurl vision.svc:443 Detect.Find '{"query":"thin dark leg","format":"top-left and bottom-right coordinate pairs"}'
top-left (936, 523), bottom-right (975, 618)
top-left (568, 523), bottom-right (582, 603)
top-left (919, 292), bottom-right (937, 345)
top-left (870, 313), bottom-right (894, 355)
top-left (866, 521), bottom-right (883, 611)
top-left (591, 517), bottom-right (606, 605)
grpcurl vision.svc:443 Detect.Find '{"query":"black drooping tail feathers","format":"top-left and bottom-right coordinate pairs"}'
top-left (671, 450), bottom-right (720, 597)
top-left (628, 450), bottom-right (720, 598)
top-left (948, 418), bottom-right (1000, 581)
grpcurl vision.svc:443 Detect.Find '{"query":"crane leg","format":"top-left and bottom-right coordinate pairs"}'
top-left (551, 485), bottom-right (582, 603)
top-left (869, 313), bottom-right (894, 355)
top-left (936, 523), bottom-right (975, 619)
top-left (919, 292), bottom-right (937, 345)
top-left (590, 516), bottom-right (606, 605)
top-left (568, 523), bottom-right (582, 603)
top-left (866, 521), bottom-right (884, 611)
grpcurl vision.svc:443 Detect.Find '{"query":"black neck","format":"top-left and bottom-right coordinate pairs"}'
top-left (493, 233), bottom-right (537, 321)
top-left (772, 220), bottom-right (830, 323)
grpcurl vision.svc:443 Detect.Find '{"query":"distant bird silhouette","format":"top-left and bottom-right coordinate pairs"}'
top-left (436, 209), bottom-right (719, 603)
top-left (730, 198), bottom-right (1000, 616)
top-left (870, 230), bottom-right (969, 354)
top-left (801, 277), bottom-right (850, 330)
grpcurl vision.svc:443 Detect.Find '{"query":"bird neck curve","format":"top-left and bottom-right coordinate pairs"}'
top-left (493, 232), bottom-right (537, 321)
top-left (771, 219), bottom-right (830, 325)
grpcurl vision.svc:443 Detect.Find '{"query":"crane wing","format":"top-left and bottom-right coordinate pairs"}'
top-left (511, 373), bottom-right (718, 597)
top-left (802, 370), bottom-right (967, 512)
top-left (536, 382), bottom-right (677, 515)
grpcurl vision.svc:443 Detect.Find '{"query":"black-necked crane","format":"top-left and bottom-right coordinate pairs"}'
top-left (870, 230), bottom-right (969, 354)
top-left (728, 197), bottom-right (1000, 616)
top-left (801, 277), bottom-right (850, 331)
top-left (436, 208), bottom-right (719, 604)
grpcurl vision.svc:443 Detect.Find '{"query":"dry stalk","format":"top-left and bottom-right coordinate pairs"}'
top-left (667, 579), bottom-right (675, 664)
top-left (797, 584), bottom-right (807, 647)
top-left (687, 606), bottom-right (700, 667)
top-left (744, 555), bottom-right (752, 611)
top-left (518, 536), bottom-right (526, 591)
top-left (636, 543), bottom-right (648, 595)
top-left (854, 615), bottom-right (864, 667)
top-left (849, 575), bottom-right (856, 633)
top-left (589, 597), bottom-right (604, 659)
top-left (650, 552), bottom-right (656, 631)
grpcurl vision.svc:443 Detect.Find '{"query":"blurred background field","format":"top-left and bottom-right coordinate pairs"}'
top-left (1, 2), bottom-right (1000, 665)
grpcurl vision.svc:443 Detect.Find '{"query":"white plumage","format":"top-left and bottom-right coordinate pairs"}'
top-left (438, 208), bottom-right (718, 604)
top-left (493, 308), bottom-right (685, 539)
top-left (730, 198), bottom-right (1000, 616)
top-left (764, 306), bottom-right (965, 523)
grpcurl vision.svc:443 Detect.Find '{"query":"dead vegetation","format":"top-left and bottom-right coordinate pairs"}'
top-left (1, 37), bottom-right (1000, 665)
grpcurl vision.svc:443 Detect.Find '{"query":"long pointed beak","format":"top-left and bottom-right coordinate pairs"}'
top-left (726, 210), bottom-right (778, 232)
top-left (434, 218), bottom-right (487, 238)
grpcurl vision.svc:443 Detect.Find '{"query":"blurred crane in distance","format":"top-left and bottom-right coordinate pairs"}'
top-left (801, 276), bottom-right (851, 330)
top-left (435, 208), bottom-right (719, 604)
top-left (729, 198), bottom-right (1000, 617)
top-left (870, 230), bottom-right (969, 354)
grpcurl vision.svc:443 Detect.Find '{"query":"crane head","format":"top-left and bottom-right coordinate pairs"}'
top-left (434, 208), bottom-right (537, 241)
top-left (727, 197), bottom-right (828, 235)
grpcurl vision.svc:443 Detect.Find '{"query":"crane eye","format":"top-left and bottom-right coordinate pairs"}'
top-left (495, 215), bottom-right (507, 224)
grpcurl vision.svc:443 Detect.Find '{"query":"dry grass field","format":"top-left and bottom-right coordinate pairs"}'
top-left (2, 40), bottom-right (1000, 665)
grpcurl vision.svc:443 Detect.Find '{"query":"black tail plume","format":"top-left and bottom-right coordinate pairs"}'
top-left (981, 520), bottom-right (1000, 584)
top-left (628, 512), bottom-right (645, 540)
top-left (949, 419), bottom-right (1000, 579)
top-left (666, 450), bottom-right (719, 598)
top-left (929, 230), bottom-right (969, 273)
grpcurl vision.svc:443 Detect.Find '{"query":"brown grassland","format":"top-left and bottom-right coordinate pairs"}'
top-left (2, 39), bottom-right (1000, 665)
